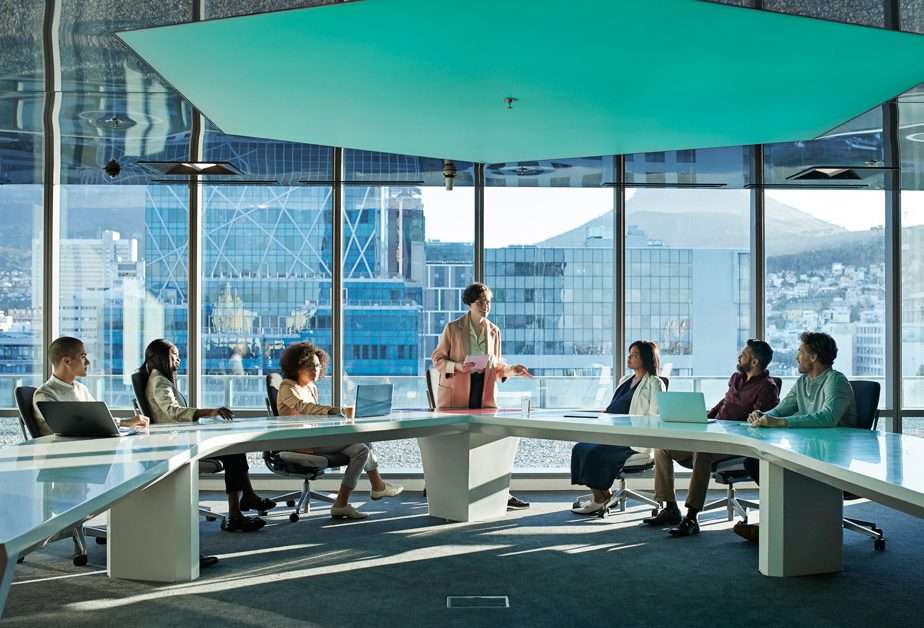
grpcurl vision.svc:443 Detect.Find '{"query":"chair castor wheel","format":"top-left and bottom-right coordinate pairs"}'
top-left (286, 500), bottom-right (296, 507)
top-left (651, 508), bottom-right (659, 517)
top-left (875, 539), bottom-right (886, 551)
top-left (95, 537), bottom-right (107, 545)
top-left (289, 513), bottom-right (299, 523)
top-left (73, 554), bottom-right (88, 567)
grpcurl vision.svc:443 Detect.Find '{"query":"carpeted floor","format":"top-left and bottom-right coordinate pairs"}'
top-left (3, 491), bottom-right (921, 627)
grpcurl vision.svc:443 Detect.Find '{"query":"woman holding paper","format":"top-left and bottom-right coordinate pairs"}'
top-left (431, 282), bottom-right (532, 509)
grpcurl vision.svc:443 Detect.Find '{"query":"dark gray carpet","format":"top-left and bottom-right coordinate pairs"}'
top-left (3, 491), bottom-right (921, 627)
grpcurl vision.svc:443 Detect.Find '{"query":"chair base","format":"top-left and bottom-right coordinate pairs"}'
top-left (600, 476), bottom-right (660, 518)
top-left (271, 480), bottom-right (339, 522)
top-left (844, 517), bottom-right (886, 550)
top-left (703, 484), bottom-right (758, 522)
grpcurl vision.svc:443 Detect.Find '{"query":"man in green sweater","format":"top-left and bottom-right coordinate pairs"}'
top-left (735, 331), bottom-right (857, 542)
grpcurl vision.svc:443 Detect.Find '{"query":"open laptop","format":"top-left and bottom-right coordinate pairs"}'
top-left (657, 392), bottom-right (716, 424)
top-left (353, 384), bottom-right (393, 418)
top-left (38, 401), bottom-right (139, 438)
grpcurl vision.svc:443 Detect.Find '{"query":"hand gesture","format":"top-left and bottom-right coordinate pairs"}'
top-left (213, 407), bottom-right (233, 421)
top-left (511, 364), bottom-right (532, 378)
top-left (455, 361), bottom-right (474, 374)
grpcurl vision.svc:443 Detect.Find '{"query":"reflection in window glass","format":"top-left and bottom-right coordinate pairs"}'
top-left (0, 186), bottom-right (43, 430)
top-left (201, 186), bottom-right (333, 408)
top-left (765, 190), bottom-right (885, 389)
top-left (626, 146), bottom-right (751, 187)
top-left (58, 185), bottom-right (188, 406)
top-left (902, 0), bottom-right (924, 34)
top-left (485, 188), bottom-right (614, 408)
top-left (900, 95), bottom-right (924, 190)
top-left (902, 191), bottom-right (924, 412)
top-left (626, 189), bottom-right (750, 391)
top-left (342, 184), bottom-right (474, 471)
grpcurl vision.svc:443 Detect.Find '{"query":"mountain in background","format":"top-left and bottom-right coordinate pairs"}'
top-left (539, 188), bottom-right (876, 256)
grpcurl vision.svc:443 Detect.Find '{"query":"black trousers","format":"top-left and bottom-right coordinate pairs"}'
top-left (468, 371), bottom-right (485, 409)
top-left (743, 457), bottom-right (760, 485)
top-left (213, 454), bottom-right (249, 494)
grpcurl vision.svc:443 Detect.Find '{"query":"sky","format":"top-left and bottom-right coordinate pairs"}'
top-left (422, 187), bottom-right (907, 246)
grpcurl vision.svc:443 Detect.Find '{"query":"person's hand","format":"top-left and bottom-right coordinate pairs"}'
top-left (212, 407), bottom-right (233, 421)
top-left (748, 413), bottom-right (785, 428)
top-left (455, 361), bottom-right (474, 374)
top-left (121, 415), bottom-right (149, 429)
top-left (511, 364), bottom-right (532, 378)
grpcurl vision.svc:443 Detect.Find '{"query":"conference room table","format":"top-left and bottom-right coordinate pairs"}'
top-left (1, 408), bottom-right (923, 617)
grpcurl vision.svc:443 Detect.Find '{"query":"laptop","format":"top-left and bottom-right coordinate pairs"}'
top-left (353, 384), bottom-right (394, 418)
top-left (38, 401), bottom-right (139, 438)
top-left (657, 392), bottom-right (716, 424)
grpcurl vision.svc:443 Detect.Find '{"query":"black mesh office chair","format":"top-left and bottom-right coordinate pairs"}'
top-left (130, 369), bottom-right (226, 525)
top-left (703, 376), bottom-right (783, 522)
top-left (845, 380), bottom-right (885, 550)
top-left (14, 386), bottom-right (102, 566)
top-left (263, 373), bottom-right (348, 522)
top-left (596, 376), bottom-right (671, 518)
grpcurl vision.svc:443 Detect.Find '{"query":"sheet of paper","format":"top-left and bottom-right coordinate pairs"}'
top-left (463, 354), bottom-right (490, 371)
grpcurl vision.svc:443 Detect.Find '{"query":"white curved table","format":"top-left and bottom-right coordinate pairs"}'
top-left (1, 409), bottom-right (922, 617)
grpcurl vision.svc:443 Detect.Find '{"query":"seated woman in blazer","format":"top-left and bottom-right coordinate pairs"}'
top-left (275, 341), bottom-right (403, 520)
top-left (143, 338), bottom-right (275, 533)
top-left (431, 282), bottom-right (532, 509)
top-left (570, 340), bottom-right (666, 515)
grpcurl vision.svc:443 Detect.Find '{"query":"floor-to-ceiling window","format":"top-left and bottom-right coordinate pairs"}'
top-left (200, 131), bottom-right (334, 408)
top-left (484, 158), bottom-right (614, 470)
top-left (341, 150), bottom-right (475, 470)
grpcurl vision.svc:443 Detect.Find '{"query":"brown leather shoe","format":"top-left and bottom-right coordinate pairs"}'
top-left (733, 521), bottom-right (759, 543)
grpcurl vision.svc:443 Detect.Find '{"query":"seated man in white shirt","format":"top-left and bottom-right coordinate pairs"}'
top-left (32, 336), bottom-right (148, 436)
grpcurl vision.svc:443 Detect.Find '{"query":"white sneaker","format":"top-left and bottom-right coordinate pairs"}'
top-left (572, 493), bottom-right (593, 508)
top-left (371, 482), bottom-right (405, 500)
top-left (330, 504), bottom-right (369, 519)
top-left (572, 499), bottom-right (607, 515)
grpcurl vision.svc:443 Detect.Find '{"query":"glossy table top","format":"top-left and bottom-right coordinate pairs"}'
top-left (2, 409), bottom-right (924, 553)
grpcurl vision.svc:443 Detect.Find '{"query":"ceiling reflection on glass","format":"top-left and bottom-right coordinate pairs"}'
top-left (0, 0), bottom-right (44, 91)
top-left (59, 0), bottom-right (192, 93)
top-left (625, 146), bottom-right (752, 188)
top-left (762, 0), bottom-right (885, 27)
top-left (485, 156), bottom-right (610, 188)
top-left (59, 91), bottom-right (192, 185)
top-left (345, 149), bottom-right (474, 187)
top-left (203, 0), bottom-right (345, 20)
top-left (203, 118), bottom-right (332, 185)
top-left (764, 106), bottom-right (886, 188)
top-left (0, 93), bottom-right (43, 184)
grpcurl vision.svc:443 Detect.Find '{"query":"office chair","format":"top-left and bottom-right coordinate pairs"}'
top-left (844, 380), bottom-right (885, 551)
top-left (702, 376), bottom-right (783, 522)
top-left (596, 375), bottom-right (671, 518)
top-left (130, 370), bottom-right (226, 525)
top-left (425, 368), bottom-right (439, 410)
top-left (263, 373), bottom-right (348, 522)
top-left (14, 386), bottom-right (103, 566)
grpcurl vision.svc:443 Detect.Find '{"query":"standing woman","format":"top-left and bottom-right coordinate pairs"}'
top-left (142, 338), bottom-right (276, 532)
top-left (431, 282), bottom-right (532, 509)
top-left (570, 340), bottom-right (665, 514)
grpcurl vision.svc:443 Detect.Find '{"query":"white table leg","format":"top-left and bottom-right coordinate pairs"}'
top-left (759, 459), bottom-right (843, 577)
top-left (418, 433), bottom-right (518, 522)
top-left (0, 547), bottom-right (16, 619)
top-left (108, 463), bottom-right (199, 582)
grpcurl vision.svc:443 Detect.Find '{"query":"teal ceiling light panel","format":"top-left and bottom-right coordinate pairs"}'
top-left (118, 0), bottom-right (924, 163)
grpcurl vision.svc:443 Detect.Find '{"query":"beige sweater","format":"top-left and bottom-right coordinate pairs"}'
top-left (32, 375), bottom-right (96, 436)
top-left (277, 379), bottom-right (338, 416)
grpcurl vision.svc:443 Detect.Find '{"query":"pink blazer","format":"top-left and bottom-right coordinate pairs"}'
top-left (431, 313), bottom-right (507, 409)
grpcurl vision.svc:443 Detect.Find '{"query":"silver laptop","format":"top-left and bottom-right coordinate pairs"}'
top-left (38, 401), bottom-right (139, 437)
top-left (353, 384), bottom-right (393, 418)
top-left (657, 392), bottom-right (715, 424)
